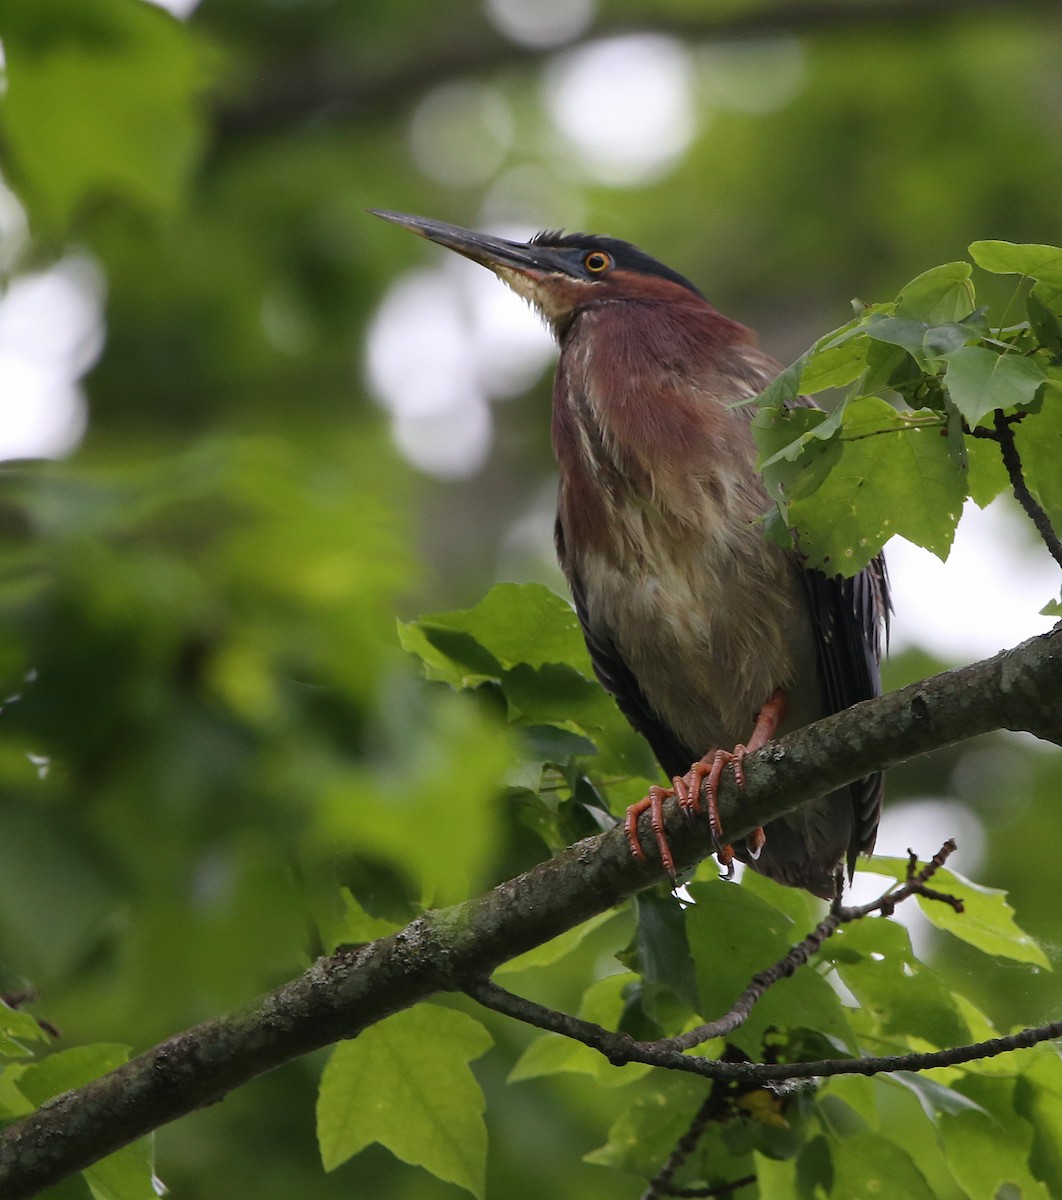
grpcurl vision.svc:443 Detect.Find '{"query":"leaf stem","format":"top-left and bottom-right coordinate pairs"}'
top-left (993, 275), bottom-right (1029, 341)
top-left (838, 415), bottom-right (946, 443)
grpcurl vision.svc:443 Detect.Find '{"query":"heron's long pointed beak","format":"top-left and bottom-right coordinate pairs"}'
top-left (369, 209), bottom-right (570, 278)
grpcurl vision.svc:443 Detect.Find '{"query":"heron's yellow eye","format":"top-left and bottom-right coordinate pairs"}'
top-left (584, 251), bottom-right (612, 274)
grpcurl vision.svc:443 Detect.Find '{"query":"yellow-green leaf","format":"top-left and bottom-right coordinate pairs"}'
top-left (895, 262), bottom-right (975, 324)
top-left (969, 241), bottom-right (1062, 287)
top-left (869, 858), bottom-right (1050, 968)
top-left (943, 346), bottom-right (1046, 426)
top-left (497, 909), bottom-right (616, 974)
top-left (1, 0), bottom-right (214, 233)
top-left (317, 1005), bottom-right (492, 1198)
top-left (1014, 394), bottom-right (1062, 534)
top-left (787, 397), bottom-right (964, 573)
top-left (16, 1043), bottom-right (129, 1107)
top-left (686, 880), bottom-right (854, 1057)
top-left (830, 1131), bottom-right (936, 1199)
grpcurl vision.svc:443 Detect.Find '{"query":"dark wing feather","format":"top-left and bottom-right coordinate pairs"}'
top-left (559, 520), bottom-right (694, 777)
top-left (798, 555), bottom-right (890, 873)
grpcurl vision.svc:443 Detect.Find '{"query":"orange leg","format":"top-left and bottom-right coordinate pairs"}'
top-left (624, 689), bottom-right (787, 878)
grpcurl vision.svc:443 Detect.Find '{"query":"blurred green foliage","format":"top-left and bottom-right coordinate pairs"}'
top-left (0, 0), bottom-right (1060, 1197)
top-left (753, 248), bottom-right (1062, 575)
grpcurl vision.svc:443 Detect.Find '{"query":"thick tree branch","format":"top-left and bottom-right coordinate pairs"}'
top-left (0, 625), bottom-right (1059, 1198)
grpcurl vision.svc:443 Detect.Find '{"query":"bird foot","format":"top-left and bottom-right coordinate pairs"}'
top-left (624, 750), bottom-right (757, 879)
top-left (624, 785), bottom-right (680, 876)
top-left (623, 689), bottom-right (786, 880)
top-left (674, 747), bottom-right (763, 871)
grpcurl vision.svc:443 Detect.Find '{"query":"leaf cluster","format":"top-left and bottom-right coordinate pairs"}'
top-left (399, 583), bottom-right (660, 853)
top-left (752, 242), bottom-right (1062, 611)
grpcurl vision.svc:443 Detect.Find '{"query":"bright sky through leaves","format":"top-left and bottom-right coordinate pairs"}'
top-left (0, 254), bottom-right (102, 460)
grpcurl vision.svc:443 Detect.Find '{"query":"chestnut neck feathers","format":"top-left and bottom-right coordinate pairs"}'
top-left (550, 283), bottom-right (777, 567)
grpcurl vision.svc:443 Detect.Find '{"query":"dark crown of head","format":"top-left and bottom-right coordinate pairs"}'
top-left (530, 230), bottom-right (705, 299)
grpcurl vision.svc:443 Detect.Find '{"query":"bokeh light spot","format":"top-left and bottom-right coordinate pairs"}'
top-left (0, 178), bottom-right (26, 269)
top-left (485, 0), bottom-right (594, 49)
top-left (409, 82), bottom-right (514, 187)
top-left (545, 36), bottom-right (697, 185)
top-left (0, 254), bottom-right (104, 460)
top-left (889, 498), bottom-right (1058, 660)
top-left (142, 0), bottom-right (201, 16)
top-left (392, 399), bottom-right (494, 481)
top-left (365, 248), bottom-right (554, 479)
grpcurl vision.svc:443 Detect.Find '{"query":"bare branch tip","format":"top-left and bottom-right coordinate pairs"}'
top-left (917, 885), bottom-right (965, 914)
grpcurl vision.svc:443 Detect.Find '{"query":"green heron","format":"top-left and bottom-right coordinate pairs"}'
top-left (371, 209), bottom-right (889, 899)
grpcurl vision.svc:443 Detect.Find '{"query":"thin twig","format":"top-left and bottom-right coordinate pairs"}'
top-left (620, 840), bottom-right (998, 1197)
top-left (468, 974), bottom-right (1062, 1085)
top-left (640, 1070), bottom-right (756, 1200)
top-left (468, 835), bottom-right (1060, 1200)
top-left (643, 841), bottom-right (959, 1054)
top-left (652, 1176), bottom-right (756, 1199)
top-left (653, 912), bottom-right (842, 1051)
top-left (991, 409), bottom-right (1062, 570)
top-left (464, 841), bottom-right (1062, 1089)
top-left (643, 1092), bottom-right (721, 1199)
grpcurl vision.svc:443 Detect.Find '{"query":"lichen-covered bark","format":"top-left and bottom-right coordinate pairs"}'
top-left (0, 624), bottom-right (1058, 1199)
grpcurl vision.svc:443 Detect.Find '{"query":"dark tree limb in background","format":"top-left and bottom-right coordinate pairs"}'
top-left (213, 0), bottom-right (1061, 143)
top-left (0, 626), bottom-right (1059, 1199)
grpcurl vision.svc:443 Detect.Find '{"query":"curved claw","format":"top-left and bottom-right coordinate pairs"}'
top-left (745, 825), bottom-right (767, 860)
